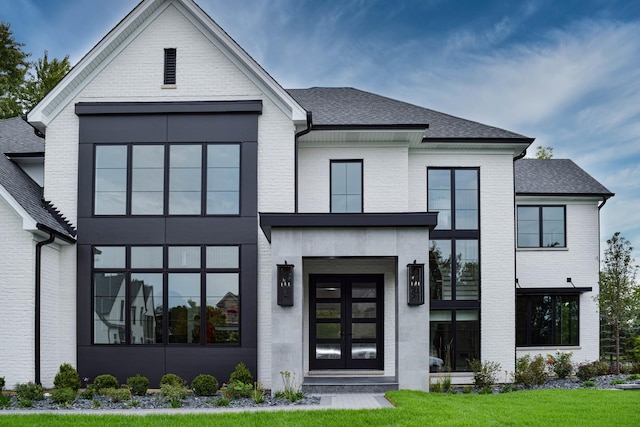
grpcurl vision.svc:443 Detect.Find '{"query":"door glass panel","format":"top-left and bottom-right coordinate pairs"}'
top-left (316, 303), bottom-right (341, 319)
top-left (352, 343), bottom-right (376, 359)
top-left (352, 283), bottom-right (376, 298)
top-left (352, 323), bottom-right (376, 339)
top-left (316, 323), bottom-right (341, 339)
top-left (316, 283), bottom-right (341, 298)
top-left (352, 303), bottom-right (376, 318)
top-left (316, 344), bottom-right (341, 359)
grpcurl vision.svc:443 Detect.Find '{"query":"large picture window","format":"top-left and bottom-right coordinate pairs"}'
top-left (94, 143), bottom-right (240, 216)
top-left (93, 245), bottom-right (240, 345)
top-left (430, 309), bottom-right (479, 372)
top-left (331, 160), bottom-right (362, 213)
top-left (516, 294), bottom-right (579, 346)
top-left (517, 206), bottom-right (565, 248)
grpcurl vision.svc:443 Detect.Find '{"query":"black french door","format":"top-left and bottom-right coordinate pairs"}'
top-left (309, 274), bottom-right (383, 370)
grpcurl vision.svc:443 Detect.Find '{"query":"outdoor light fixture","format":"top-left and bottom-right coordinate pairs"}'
top-left (567, 277), bottom-right (575, 288)
top-left (277, 261), bottom-right (294, 306)
top-left (407, 260), bottom-right (425, 306)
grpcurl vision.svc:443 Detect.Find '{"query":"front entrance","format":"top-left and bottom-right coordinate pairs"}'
top-left (309, 274), bottom-right (384, 370)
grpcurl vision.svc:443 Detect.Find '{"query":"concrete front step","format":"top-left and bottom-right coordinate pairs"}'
top-left (302, 375), bottom-right (399, 394)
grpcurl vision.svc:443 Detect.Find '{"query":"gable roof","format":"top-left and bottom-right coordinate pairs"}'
top-left (0, 117), bottom-right (76, 241)
top-left (287, 87), bottom-right (533, 141)
top-left (28, 0), bottom-right (307, 132)
top-left (515, 158), bottom-right (614, 198)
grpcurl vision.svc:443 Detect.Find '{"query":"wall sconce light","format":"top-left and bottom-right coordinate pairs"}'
top-left (407, 260), bottom-right (425, 306)
top-left (277, 261), bottom-right (294, 306)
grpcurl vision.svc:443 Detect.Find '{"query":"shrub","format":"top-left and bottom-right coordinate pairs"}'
top-left (93, 374), bottom-right (119, 392)
top-left (0, 376), bottom-right (5, 392)
top-left (126, 375), bottom-right (149, 396)
top-left (54, 363), bottom-right (81, 391)
top-left (229, 362), bottom-right (253, 385)
top-left (161, 383), bottom-right (188, 404)
top-left (546, 351), bottom-right (573, 379)
top-left (627, 373), bottom-right (640, 381)
top-left (18, 399), bottom-right (33, 408)
top-left (582, 380), bottom-right (596, 388)
top-left (0, 395), bottom-right (11, 408)
top-left (215, 397), bottom-right (230, 406)
top-left (191, 374), bottom-right (218, 396)
top-left (275, 370), bottom-right (304, 402)
top-left (610, 379), bottom-right (626, 385)
top-left (513, 354), bottom-right (548, 387)
top-left (221, 380), bottom-right (254, 399)
top-left (14, 382), bottom-right (44, 401)
top-left (253, 381), bottom-right (265, 403)
top-left (160, 373), bottom-right (185, 387)
top-left (468, 359), bottom-right (501, 389)
top-left (576, 363), bottom-right (598, 381)
top-left (51, 387), bottom-right (77, 405)
top-left (478, 385), bottom-right (493, 394)
top-left (101, 387), bottom-right (131, 403)
top-left (593, 360), bottom-right (610, 376)
top-left (79, 385), bottom-right (95, 400)
top-left (631, 361), bottom-right (640, 374)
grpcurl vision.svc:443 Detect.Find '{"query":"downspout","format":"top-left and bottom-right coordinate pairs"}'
top-left (294, 111), bottom-right (313, 213)
top-left (598, 196), bottom-right (608, 210)
top-left (35, 231), bottom-right (55, 385)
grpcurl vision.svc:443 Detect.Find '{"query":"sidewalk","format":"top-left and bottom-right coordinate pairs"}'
top-left (0, 393), bottom-right (395, 415)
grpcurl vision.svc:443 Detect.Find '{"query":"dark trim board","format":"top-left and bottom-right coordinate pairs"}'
top-left (75, 100), bottom-right (263, 115)
top-left (259, 212), bottom-right (438, 242)
top-left (516, 287), bottom-right (592, 295)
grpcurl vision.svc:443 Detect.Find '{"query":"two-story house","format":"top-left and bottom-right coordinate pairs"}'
top-left (0, 0), bottom-right (612, 391)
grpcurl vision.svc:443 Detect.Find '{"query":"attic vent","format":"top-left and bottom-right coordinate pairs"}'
top-left (164, 48), bottom-right (177, 85)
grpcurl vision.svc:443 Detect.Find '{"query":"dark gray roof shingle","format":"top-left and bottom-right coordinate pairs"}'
top-left (515, 159), bottom-right (614, 197)
top-left (0, 117), bottom-right (76, 240)
top-left (287, 87), bottom-right (532, 140)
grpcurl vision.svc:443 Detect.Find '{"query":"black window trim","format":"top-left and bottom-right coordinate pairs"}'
top-left (516, 205), bottom-right (567, 248)
top-left (330, 159), bottom-right (363, 213)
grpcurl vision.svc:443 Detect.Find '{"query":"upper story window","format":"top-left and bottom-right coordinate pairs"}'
top-left (428, 168), bottom-right (478, 230)
top-left (164, 48), bottom-right (177, 85)
top-left (331, 160), bottom-right (362, 213)
top-left (94, 143), bottom-right (240, 216)
top-left (517, 206), bottom-right (565, 248)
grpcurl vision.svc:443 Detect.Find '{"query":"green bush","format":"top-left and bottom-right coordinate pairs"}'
top-left (160, 373), bottom-right (185, 387)
top-left (546, 351), bottom-right (573, 379)
top-left (161, 383), bottom-right (188, 404)
top-left (631, 361), bottom-right (640, 374)
top-left (593, 360), bottom-right (611, 376)
top-left (54, 363), bottom-right (81, 391)
top-left (229, 362), bottom-right (253, 385)
top-left (576, 363), bottom-right (598, 381)
top-left (468, 359), bottom-right (501, 388)
top-left (513, 354), bottom-right (548, 387)
top-left (126, 375), bottom-right (149, 396)
top-left (221, 380), bottom-right (253, 399)
top-left (102, 387), bottom-right (132, 403)
top-left (14, 382), bottom-right (44, 401)
top-left (215, 397), bottom-right (230, 406)
top-left (0, 394), bottom-right (11, 408)
top-left (627, 373), bottom-right (640, 381)
top-left (93, 374), bottom-right (119, 392)
top-left (191, 374), bottom-right (219, 396)
top-left (79, 385), bottom-right (95, 400)
top-left (0, 376), bottom-right (5, 392)
top-left (582, 380), bottom-right (596, 388)
top-left (51, 387), bottom-right (77, 405)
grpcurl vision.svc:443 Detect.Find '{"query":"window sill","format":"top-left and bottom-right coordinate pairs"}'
top-left (516, 247), bottom-right (568, 252)
top-left (516, 346), bottom-right (581, 351)
top-left (161, 84), bottom-right (177, 89)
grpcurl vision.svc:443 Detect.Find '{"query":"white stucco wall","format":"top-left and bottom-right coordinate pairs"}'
top-left (516, 198), bottom-right (601, 364)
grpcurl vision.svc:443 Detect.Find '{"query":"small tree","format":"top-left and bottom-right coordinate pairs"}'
top-left (535, 146), bottom-right (554, 159)
top-left (0, 22), bottom-right (30, 118)
top-left (22, 50), bottom-right (71, 112)
top-left (598, 232), bottom-right (639, 373)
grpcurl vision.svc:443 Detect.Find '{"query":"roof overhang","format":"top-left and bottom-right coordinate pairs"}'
top-left (299, 125), bottom-right (429, 145)
top-left (259, 212), bottom-right (438, 243)
top-left (28, 0), bottom-right (307, 132)
top-left (421, 138), bottom-right (533, 157)
top-left (516, 287), bottom-right (592, 295)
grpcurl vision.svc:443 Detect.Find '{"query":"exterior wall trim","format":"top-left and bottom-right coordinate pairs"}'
top-left (76, 100), bottom-right (263, 115)
top-left (516, 287), bottom-right (592, 295)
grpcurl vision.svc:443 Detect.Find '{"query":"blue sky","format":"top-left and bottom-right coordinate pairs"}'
top-left (3, 0), bottom-right (640, 255)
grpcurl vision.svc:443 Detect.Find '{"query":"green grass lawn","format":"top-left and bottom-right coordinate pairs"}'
top-left (1, 389), bottom-right (639, 426)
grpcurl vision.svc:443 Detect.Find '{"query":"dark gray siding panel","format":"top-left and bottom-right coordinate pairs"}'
top-left (165, 217), bottom-right (257, 244)
top-left (77, 218), bottom-right (168, 244)
top-left (79, 115), bottom-right (167, 143)
top-left (167, 114), bottom-right (259, 142)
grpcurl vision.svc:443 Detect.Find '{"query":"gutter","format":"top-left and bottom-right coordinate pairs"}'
top-left (35, 231), bottom-right (55, 385)
top-left (294, 111), bottom-right (313, 213)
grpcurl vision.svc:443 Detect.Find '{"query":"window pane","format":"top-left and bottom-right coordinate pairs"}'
top-left (530, 295), bottom-right (553, 345)
top-left (94, 272), bottom-right (126, 344)
top-left (455, 310), bottom-right (479, 371)
top-left (316, 282), bottom-right (341, 298)
top-left (132, 145), bottom-right (164, 215)
top-left (430, 310), bottom-right (452, 372)
top-left (316, 344), bottom-right (341, 359)
top-left (428, 169), bottom-right (451, 230)
top-left (169, 145), bottom-right (201, 215)
top-left (207, 145), bottom-right (239, 215)
top-left (556, 295), bottom-right (578, 345)
top-left (352, 323), bottom-right (376, 339)
top-left (517, 206), bottom-right (540, 247)
top-left (317, 323), bottom-right (340, 339)
top-left (317, 303), bottom-right (341, 319)
top-left (94, 246), bottom-right (125, 268)
top-left (516, 296), bottom-right (528, 346)
top-left (206, 273), bottom-right (239, 344)
top-left (543, 207), bottom-right (565, 247)
top-left (168, 273), bottom-right (201, 344)
top-left (455, 170), bottom-right (478, 229)
top-left (331, 161), bottom-right (362, 213)
top-left (168, 246), bottom-right (201, 268)
top-left (352, 343), bottom-right (377, 359)
top-left (352, 282), bottom-right (376, 298)
top-left (131, 247), bottom-right (163, 268)
top-left (130, 273), bottom-right (163, 344)
top-left (429, 241), bottom-right (452, 300)
top-left (352, 303), bottom-right (376, 318)
top-left (95, 146), bottom-right (127, 215)
top-left (456, 240), bottom-right (479, 300)
top-left (206, 246), bottom-right (239, 269)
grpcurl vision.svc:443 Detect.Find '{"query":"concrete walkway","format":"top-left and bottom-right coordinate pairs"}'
top-left (0, 393), bottom-right (395, 415)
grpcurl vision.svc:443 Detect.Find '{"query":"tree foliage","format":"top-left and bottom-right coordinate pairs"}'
top-left (0, 22), bottom-right (30, 118)
top-left (598, 232), bottom-right (639, 373)
top-left (0, 22), bottom-right (70, 118)
top-left (535, 145), bottom-right (554, 159)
